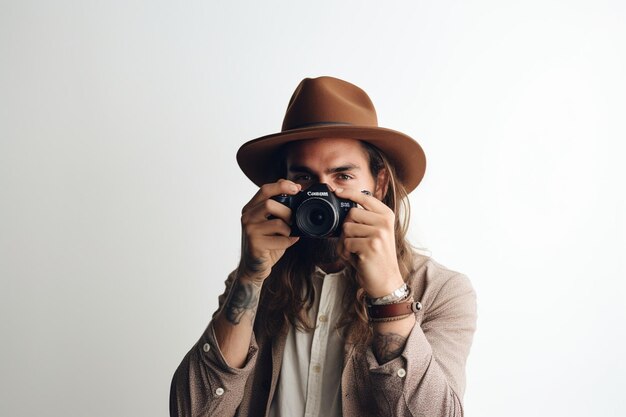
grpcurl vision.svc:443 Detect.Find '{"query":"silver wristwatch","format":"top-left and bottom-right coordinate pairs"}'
top-left (367, 283), bottom-right (409, 305)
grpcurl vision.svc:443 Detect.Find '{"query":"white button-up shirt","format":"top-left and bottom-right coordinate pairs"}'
top-left (269, 266), bottom-right (347, 417)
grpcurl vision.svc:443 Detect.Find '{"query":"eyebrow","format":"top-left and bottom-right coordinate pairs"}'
top-left (288, 163), bottom-right (361, 174)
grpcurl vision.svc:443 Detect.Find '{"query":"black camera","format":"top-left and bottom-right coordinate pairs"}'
top-left (271, 183), bottom-right (358, 238)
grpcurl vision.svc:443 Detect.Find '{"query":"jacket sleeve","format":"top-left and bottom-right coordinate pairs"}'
top-left (364, 273), bottom-right (477, 416)
top-left (170, 271), bottom-right (259, 417)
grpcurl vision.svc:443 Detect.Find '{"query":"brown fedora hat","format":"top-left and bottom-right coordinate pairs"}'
top-left (236, 76), bottom-right (426, 193)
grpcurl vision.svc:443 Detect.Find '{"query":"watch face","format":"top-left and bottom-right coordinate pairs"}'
top-left (369, 283), bottom-right (409, 305)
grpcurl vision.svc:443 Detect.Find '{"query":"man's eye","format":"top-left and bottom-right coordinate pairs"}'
top-left (337, 174), bottom-right (353, 181)
top-left (294, 174), bottom-right (311, 182)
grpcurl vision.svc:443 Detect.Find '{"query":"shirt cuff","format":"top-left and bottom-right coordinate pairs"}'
top-left (196, 320), bottom-right (259, 374)
top-left (366, 318), bottom-right (432, 376)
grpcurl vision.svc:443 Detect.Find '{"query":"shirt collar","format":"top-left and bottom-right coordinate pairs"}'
top-left (314, 265), bottom-right (347, 278)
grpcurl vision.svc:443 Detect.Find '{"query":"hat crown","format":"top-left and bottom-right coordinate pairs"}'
top-left (281, 76), bottom-right (378, 131)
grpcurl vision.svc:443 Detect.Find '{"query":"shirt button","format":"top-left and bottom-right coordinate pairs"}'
top-left (203, 343), bottom-right (211, 352)
top-left (397, 368), bottom-right (406, 378)
top-left (312, 364), bottom-right (321, 373)
top-left (319, 315), bottom-right (328, 323)
top-left (215, 387), bottom-right (224, 396)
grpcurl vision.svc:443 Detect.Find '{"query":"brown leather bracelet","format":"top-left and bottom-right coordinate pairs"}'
top-left (367, 299), bottom-right (422, 320)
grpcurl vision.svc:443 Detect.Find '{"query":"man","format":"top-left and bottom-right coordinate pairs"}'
top-left (170, 76), bottom-right (477, 417)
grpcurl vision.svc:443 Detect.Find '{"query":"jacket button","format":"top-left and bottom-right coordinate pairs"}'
top-left (203, 343), bottom-right (211, 352)
top-left (215, 387), bottom-right (224, 396)
top-left (397, 368), bottom-right (406, 378)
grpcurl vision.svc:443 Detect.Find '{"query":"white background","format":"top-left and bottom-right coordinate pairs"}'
top-left (1, 1), bottom-right (625, 416)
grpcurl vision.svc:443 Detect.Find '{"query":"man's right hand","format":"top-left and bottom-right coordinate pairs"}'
top-left (238, 179), bottom-right (301, 283)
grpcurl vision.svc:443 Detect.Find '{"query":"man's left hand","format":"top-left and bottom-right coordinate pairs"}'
top-left (334, 188), bottom-right (405, 298)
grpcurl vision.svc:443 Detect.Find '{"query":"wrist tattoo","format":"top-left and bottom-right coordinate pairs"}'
top-left (241, 255), bottom-right (265, 274)
top-left (224, 279), bottom-right (260, 325)
top-left (372, 332), bottom-right (407, 364)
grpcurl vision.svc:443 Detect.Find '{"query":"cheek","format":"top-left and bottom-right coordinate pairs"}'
top-left (329, 178), bottom-right (375, 193)
top-left (356, 176), bottom-right (377, 193)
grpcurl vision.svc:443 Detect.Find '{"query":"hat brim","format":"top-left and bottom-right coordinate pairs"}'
top-left (236, 125), bottom-right (426, 194)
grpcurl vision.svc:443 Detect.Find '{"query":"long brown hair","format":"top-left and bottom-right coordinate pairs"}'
top-left (258, 141), bottom-right (417, 346)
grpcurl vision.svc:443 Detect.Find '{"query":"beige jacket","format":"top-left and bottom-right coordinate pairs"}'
top-left (170, 255), bottom-right (477, 417)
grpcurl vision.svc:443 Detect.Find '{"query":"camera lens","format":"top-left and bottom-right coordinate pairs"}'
top-left (296, 198), bottom-right (338, 237)
top-left (309, 209), bottom-right (326, 226)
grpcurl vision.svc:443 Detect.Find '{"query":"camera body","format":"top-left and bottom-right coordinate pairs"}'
top-left (271, 183), bottom-right (357, 238)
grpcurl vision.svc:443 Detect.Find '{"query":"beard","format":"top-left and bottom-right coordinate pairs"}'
top-left (296, 237), bottom-right (341, 267)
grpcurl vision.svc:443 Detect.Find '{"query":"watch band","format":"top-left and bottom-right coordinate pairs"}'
top-left (367, 283), bottom-right (409, 305)
top-left (367, 299), bottom-right (422, 320)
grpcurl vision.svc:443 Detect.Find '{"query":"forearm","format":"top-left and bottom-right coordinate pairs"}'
top-left (363, 321), bottom-right (464, 417)
top-left (362, 272), bottom-right (477, 416)
top-left (169, 319), bottom-right (260, 417)
top-left (371, 314), bottom-right (415, 364)
top-left (213, 275), bottom-right (262, 368)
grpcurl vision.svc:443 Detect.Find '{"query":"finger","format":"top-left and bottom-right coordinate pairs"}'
top-left (243, 199), bottom-right (293, 225)
top-left (341, 222), bottom-right (376, 238)
top-left (247, 218), bottom-right (292, 237)
top-left (249, 235), bottom-right (300, 251)
top-left (334, 187), bottom-right (389, 214)
top-left (343, 207), bottom-right (385, 226)
top-left (342, 237), bottom-right (381, 259)
top-left (243, 179), bottom-right (301, 213)
top-left (337, 239), bottom-right (358, 267)
top-left (336, 238), bottom-right (354, 264)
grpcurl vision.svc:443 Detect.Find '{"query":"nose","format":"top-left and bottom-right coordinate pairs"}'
top-left (317, 177), bottom-right (336, 192)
